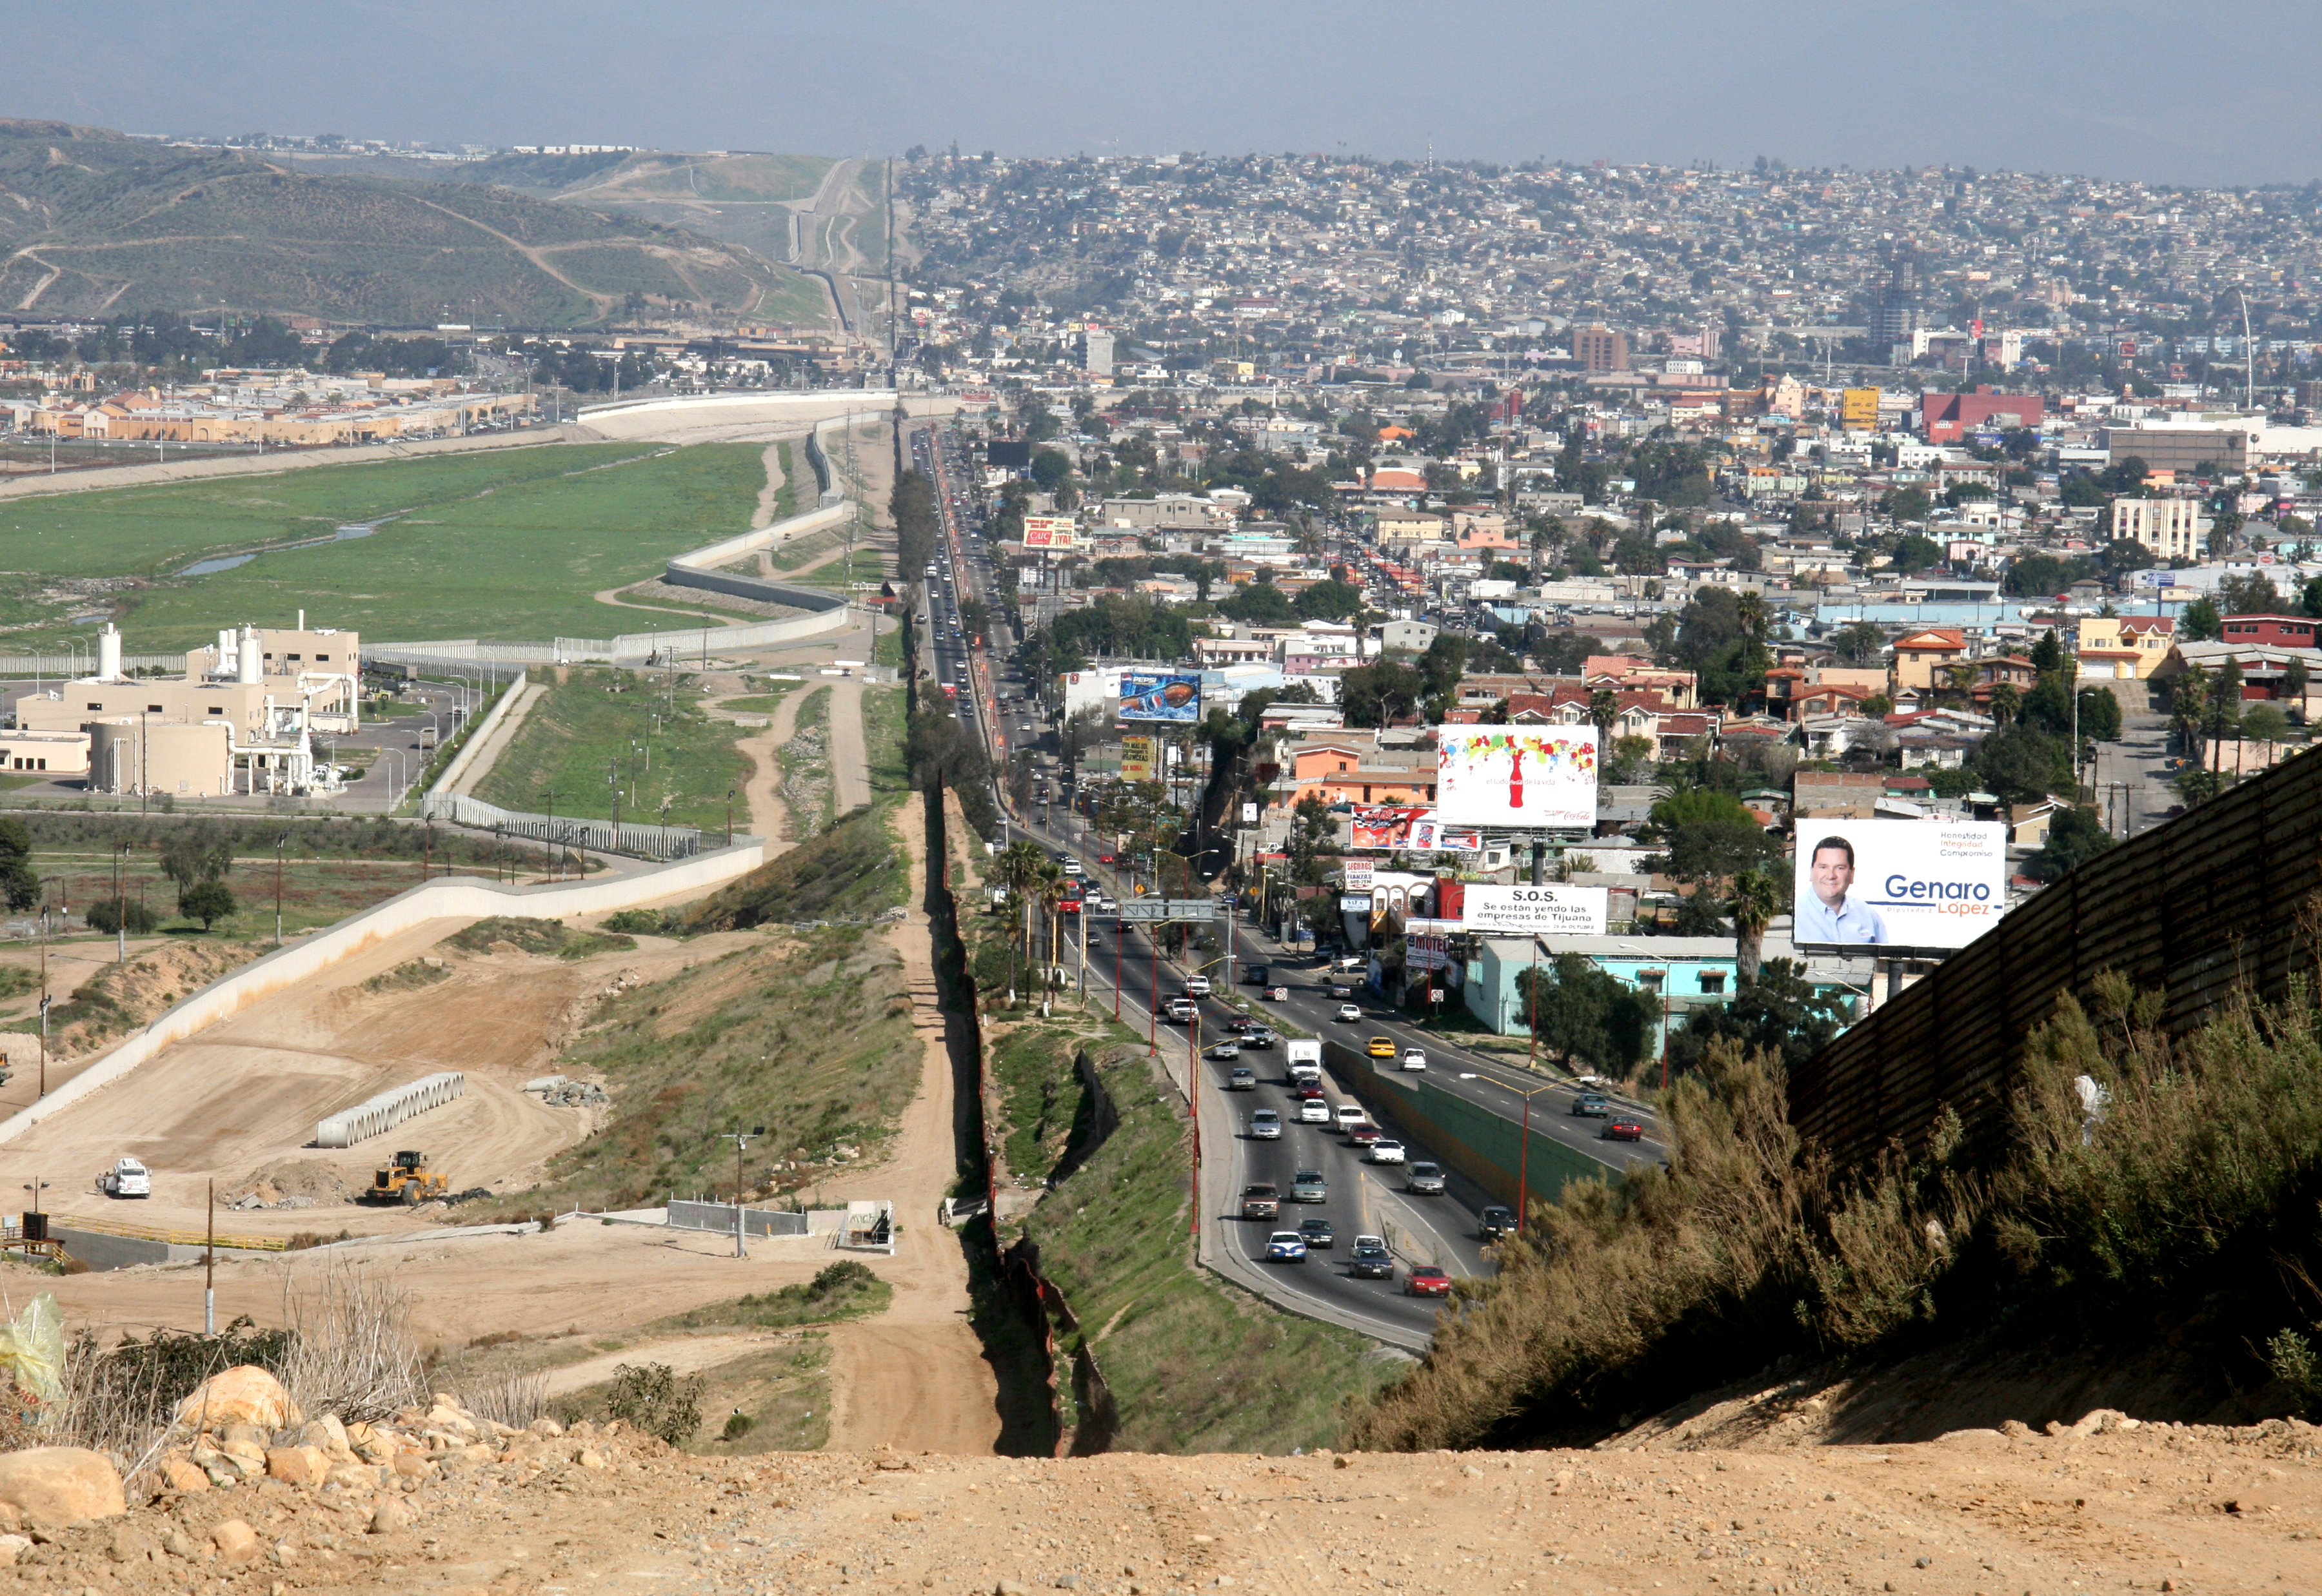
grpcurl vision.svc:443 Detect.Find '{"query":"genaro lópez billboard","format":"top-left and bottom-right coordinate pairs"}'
top-left (1791, 819), bottom-right (2009, 951)
top-left (1435, 727), bottom-right (1598, 827)
top-left (1118, 672), bottom-right (1200, 723)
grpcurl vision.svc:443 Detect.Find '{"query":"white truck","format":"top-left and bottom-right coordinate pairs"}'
top-left (1286, 1038), bottom-right (1324, 1087)
top-left (98, 1158), bottom-right (151, 1199)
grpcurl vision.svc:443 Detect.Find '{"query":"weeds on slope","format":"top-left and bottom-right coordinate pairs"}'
top-left (1349, 967), bottom-right (2322, 1449)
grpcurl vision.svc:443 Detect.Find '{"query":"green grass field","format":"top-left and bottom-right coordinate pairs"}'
top-left (0, 442), bottom-right (767, 649)
top-left (471, 665), bottom-right (753, 833)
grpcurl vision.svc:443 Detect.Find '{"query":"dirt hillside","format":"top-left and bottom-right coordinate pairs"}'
top-left (19, 1414), bottom-right (2318, 1596)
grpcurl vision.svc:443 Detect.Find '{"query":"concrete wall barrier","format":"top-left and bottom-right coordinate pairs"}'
top-left (315, 1070), bottom-right (466, 1148)
top-left (668, 1199), bottom-right (811, 1238)
top-left (1321, 1039), bottom-right (1617, 1210)
top-left (426, 670), bottom-right (527, 799)
top-left (0, 837), bottom-right (765, 1149)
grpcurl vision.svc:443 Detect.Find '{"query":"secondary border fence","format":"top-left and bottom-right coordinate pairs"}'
top-left (668, 1200), bottom-right (811, 1238)
top-left (418, 791), bottom-right (704, 861)
top-left (1789, 742), bottom-right (2322, 1172)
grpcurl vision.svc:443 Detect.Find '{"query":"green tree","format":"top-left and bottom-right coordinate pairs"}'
top-left (2181, 596), bottom-right (2223, 642)
top-left (1515, 954), bottom-right (1663, 1076)
top-left (1890, 533), bottom-right (1943, 574)
top-left (85, 897), bottom-right (159, 935)
top-left (1727, 867), bottom-right (1783, 983)
top-left (1340, 661), bottom-right (1424, 727)
top-left (2028, 806), bottom-right (2115, 882)
top-left (1662, 958), bottom-right (1849, 1078)
top-left (1828, 620), bottom-right (1888, 666)
top-left (178, 880), bottom-right (237, 931)
top-left (1216, 581), bottom-right (1297, 626)
top-left (1287, 793), bottom-right (1336, 885)
top-left (159, 827), bottom-right (234, 891)
top-left (1293, 579), bottom-right (1365, 623)
top-left (0, 818), bottom-right (37, 912)
top-left (2077, 687), bottom-right (2123, 742)
top-left (1974, 725), bottom-right (2075, 804)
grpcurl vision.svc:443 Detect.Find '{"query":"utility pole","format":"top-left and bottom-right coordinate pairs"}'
top-left (719, 1127), bottom-right (764, 1258)
top-left (275, 836), bottom-right (286, 945)
top-left (205, 1179), bottom-right (216, 1334)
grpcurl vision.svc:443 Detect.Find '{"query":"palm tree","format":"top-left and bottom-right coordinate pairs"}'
top-left (1987, 681), bottom-right (2021, 727)
top-left (1728, 867), bottom-right (1783, 983)
top-left (1033, 863), bottom-right (1070, 994)
top-left (1587, 687), bottom-right (1620, 745)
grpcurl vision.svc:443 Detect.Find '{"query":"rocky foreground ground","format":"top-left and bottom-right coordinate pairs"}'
top-left (0, 1377), bottom-right (2314, 1596)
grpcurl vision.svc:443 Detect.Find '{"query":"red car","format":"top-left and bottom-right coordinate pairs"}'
top-left (1291, 1084), bottom-right (1325, 1101)
top-left (1602, 1119), bottom-right (1645, 1141)
top-left (1405, 1265), bottom-right (1453, 1299)
top-left (1346, 1122), bottom-right (1385, 1147)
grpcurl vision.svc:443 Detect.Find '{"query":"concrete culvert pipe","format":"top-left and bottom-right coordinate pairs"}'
top-left (315, 1071), bottom-right (464, 1148)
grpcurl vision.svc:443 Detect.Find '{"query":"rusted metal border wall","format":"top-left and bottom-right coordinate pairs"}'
top-left (1788, 746), bottom-right (2322, 1169)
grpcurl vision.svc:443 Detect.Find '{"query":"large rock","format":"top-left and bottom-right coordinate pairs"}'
top-left (0, 1448), bottom-right (126, 1524)
top-left (265, 1446), bottom-right (328, 1488)
top-left (175, 1366), bottom-right (301, 1432)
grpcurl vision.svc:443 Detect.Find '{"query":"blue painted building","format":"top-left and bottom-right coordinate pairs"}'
top-left (1465, 934), bottom-right (1742, 1054)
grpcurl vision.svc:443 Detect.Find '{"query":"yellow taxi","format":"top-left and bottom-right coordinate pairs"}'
top-left (1367, 1036), bottom-right (1396, 1059)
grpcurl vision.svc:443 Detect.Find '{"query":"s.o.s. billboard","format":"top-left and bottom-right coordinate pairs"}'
top-left (1791, 820), bottom-right (2009, 951)
top-left (1435, 727), bottom-right (1598, 827)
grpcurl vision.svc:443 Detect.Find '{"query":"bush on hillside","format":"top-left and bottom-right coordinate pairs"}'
top-left (1349, 964), bottom-right (2322, 1450)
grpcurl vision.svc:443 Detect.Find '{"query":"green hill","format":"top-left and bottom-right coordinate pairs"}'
top-left (0, 121), bottom-right (792, 326)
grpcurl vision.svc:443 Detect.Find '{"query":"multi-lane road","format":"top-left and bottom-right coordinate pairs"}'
top-left (902, 420), bottom-right (1665, 1348)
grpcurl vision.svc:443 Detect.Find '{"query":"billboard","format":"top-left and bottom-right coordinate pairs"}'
top-left (1350, 805), bottom-right (1430, 849)
top-left (1791, 819), bottom-right (2009, 951)
top-left (1436, 727), bottom-right (1599, 827)
top-left (1023, 516), bottom-right (1078, 550)
top-left (1342, 859), bottom-right (1374, 891)
top-left (1118, 672), bottom-right (1200, 723)
top-left (1462, 884), bottom-right (1609, 938)
top-left (1839, 386), bottom-right (1880, 431)
top-left (1118, 734), bottom-right (1156, 782)
top-left (1407, 816), bottom-right (1482, 852)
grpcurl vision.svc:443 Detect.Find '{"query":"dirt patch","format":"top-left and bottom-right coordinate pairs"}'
top-left (222, 1158), bottom-right (352, 1211)
top-left (16, 938), bottom-right (263, 1060)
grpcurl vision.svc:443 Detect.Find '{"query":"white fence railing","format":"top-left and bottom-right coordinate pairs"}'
top-left (418, 791), bottom-right (705, 860)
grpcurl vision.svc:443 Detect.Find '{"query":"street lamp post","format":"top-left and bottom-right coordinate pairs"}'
top-left (718, 1127), bottom-right (765, 1258)
top-left (1513, 1083), bottom-right (1556, 1238)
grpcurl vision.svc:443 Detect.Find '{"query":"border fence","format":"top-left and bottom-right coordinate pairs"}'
top-left (419, 791), bottom-right (704, 861)
top-left (1789, 743), bottom-right (2322, 1171)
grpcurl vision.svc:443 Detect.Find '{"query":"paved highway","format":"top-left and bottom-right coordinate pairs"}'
top-left (903, 419), bottom-right (1664, 1348)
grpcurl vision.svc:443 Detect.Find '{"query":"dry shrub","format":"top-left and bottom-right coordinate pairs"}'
top-left (45, 1318), bottom-right (292, 1471)
top-left (1348, 963), bottom-right (2322, 1450)
top-left (275, 1264), bottom-right (426, 1424)
top-left (433, 1358), bottom-right (548, 1431)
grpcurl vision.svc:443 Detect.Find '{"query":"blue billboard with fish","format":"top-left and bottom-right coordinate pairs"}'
top-left (1118, 672), bottom-right (1202, 723)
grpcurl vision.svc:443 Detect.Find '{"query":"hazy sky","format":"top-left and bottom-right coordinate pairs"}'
top-left (6, 0), bottom-right (2319, 187)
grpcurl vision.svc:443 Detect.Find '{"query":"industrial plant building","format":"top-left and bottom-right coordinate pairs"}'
top-left (10, 619), bottom-right (361, 797)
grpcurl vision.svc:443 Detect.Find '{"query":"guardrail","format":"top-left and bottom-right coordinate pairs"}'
top-left (37, 1213), bottom-right (288, 1251)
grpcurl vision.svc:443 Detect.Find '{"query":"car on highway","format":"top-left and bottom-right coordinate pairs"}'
top-left (1245, 964), bottom-right (1268, 985)
top-left (1404, 1265), bottom-right (1453, 1299)
top-left (1296, 1097), bottom-right (1331, 1123)
top-left (1367, 1036), bottom-right (1396, 1059)
top-left (1248, 1109), bottom-right (1283, 1139)
top-left (1240, 1184), bottom-right (1280, 1220)
top-left (1240, 1028), bottom-right (1278, 1049)
top-left (1347, 1123), bottom-right (1385, 1148)
top-left (1366, 1138), bottom-right (1407, 1165)
top-left (1290, 1169), bottom-right (1327, 1203)
top-left (1335, 1103), bottom-right (1366, 1132)
top-left (1182, 974), bottom-right (1213, 998)
top-left (1097, 853), bottom-right (1115, 864)
top-left (1602, 1119), bottom-right (1646, 1141)
top-left (1349, 1236), bottom-right (1394, 1279)
top-left (1225, 1066), bottom-right (1257, 1091)
top-left (1405, 1161), bottom-right (1446, 1195)
top-left (1297, 1217), bottom-right (1335, 1249)
top-left (1328, 981), bottom-right (1356, 999)
top-left (1335, 1002), bottom-right (1363, 1022)
top-left (1224, 1016), bottom-right (1260, 1032)
top-left (1478, 1205), bottom-right (1517, 1242)
top-left (1206, 1041), bottom-right (1243, 1061)
top-left (1266, 985), bottom-right (1291, 1001)
top-left (1165, 998), bottom-right (1197, 1023)
top-left (1264, 1231), bottom-right (1308, 1264)
top-left (1400, 1048), bottom-right (1428, 1072)
top-left (1290, 1083), bottom-right (1325, 1101)
top-left (1571, 1092), bottom-right (1611, 1118)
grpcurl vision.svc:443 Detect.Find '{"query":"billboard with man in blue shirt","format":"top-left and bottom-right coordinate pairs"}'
top-left (1791, 820), bottom-right (2008, 952)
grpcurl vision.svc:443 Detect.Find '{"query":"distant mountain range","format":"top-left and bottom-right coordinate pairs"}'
top-left (0, 119), bottom-right (835, 328)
